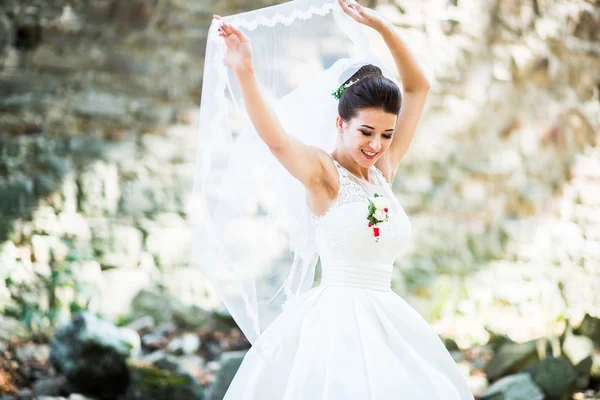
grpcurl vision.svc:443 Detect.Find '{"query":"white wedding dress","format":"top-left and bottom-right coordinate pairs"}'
top-left (224, 158), bottom-right (475, 399)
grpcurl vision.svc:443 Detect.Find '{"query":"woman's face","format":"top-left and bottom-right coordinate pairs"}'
top-left (337, 107), bottom-right (398, 168)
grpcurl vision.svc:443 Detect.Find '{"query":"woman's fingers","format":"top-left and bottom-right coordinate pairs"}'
top-left (213, 16), bottom-right (249, 42)
top-left (338, 0), bottom-right (351, 13)
top-left (338, 0), bottom-right (361, 20)
top-left (227, 25), bottom-right (249, 42)
top-left (213, 15), bottom-right (231, 35)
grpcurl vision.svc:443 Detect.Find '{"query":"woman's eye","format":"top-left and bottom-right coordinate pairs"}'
top-left (361, 130), bottom-right (393, 139)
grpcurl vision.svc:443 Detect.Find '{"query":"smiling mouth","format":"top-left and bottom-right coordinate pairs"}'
top-left (361, 149), bottom-right (378, 158)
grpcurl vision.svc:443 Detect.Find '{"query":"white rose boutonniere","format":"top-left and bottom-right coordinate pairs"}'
top-left (367, 193), bottom-right (390, 242)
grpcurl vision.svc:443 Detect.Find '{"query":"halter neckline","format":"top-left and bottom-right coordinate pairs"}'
top-left (329, 156), bottom-right (383, 187)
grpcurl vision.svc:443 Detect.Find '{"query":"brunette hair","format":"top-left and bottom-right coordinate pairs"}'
top-left (338, 64), bottom-right (401, 121)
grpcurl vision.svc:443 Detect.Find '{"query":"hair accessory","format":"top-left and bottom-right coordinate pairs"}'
top-left (331, 78), bottom-right (360, 100)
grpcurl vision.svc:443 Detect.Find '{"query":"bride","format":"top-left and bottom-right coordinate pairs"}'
top-left (194, 0), bottom-right (476, 398)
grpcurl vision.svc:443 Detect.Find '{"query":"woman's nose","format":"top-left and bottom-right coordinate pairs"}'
top-left (370, 136), bottom-right (381, 151)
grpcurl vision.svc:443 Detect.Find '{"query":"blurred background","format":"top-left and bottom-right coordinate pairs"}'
top-left (0, 0), bottom-right (599, 399)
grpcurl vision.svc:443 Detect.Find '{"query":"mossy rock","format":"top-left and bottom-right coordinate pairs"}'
top-left (125, 365), bottom-right (205, 400)
top-left (480, 372), bottom-right (544, 400)
top-left (484, 339), bottom-right (540, 381)
top-left (523, 356), bottom-right (577, 400)
top-left (575, 314), bottom-right (600, 347)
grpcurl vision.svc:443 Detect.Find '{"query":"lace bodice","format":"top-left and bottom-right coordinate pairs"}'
top-left (310, 159), bottom-right (412, 269)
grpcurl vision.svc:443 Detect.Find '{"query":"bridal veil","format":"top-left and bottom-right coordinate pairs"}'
top-left (190, 0), bottom-right (425, 361)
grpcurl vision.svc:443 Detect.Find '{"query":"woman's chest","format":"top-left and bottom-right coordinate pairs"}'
top-left (314, 201), bottom-right (412, 258)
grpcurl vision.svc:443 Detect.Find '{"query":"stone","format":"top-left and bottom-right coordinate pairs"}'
top-left (30, 45), bottom-right (94, 73)
top-left (77, 160), bottom-right (120, 216)
top-left (33, 172), bottom-right (59, 198)
top-left (87, 0), bottom-right (113, 23)
top-left (483, 339), bottom-right (540, 381)
top-left (15, 343), bottom-right (49, 363)
top-left (124, 364), bottom-right (205, 400)
top-left (16, 388), bottom-right (32, 400)
top-left (150, 352), bottom-right (205, 381)
top-left (66, 260), bottom-right (104, 313)
top-left (56, 212), bottom-right (91, 241)
top-left (97, 268), bottom-right (155, 321)
top-left (120, 177), bottom-right (165, 216)
top-left (31, 234), bottom-right (68, 264)
top-left (36, 395), bottom-right (95, 400)
top-left (131, 289), bottom-right (173, 326)
top-left (0, 179), bottom-right (34, 221)
top-left (135, 104), bottom-right (174, 125)
top-left (142, 332), bottom-right (168, 350)
top-left (102, 51), bottom-right (153, 75)
top-left (160, 267), bottom-right (222, 312)
top-left (563, 329), bottom-right (595, 368)
top-left (0, 92), bottom-right (34, 109)
top-left (131, 289), bottom-right (210, 329)
top-left (32, 376), bottom-right (67, 397)
top-left (90, 222), bottom-right (142, 269)
top-left (140, 134), bottom-right (180, 162)
top-left (523, 356), bottom-right (577, 399)
top-left (73, 91), bottom-right (128, 121)
top-left (480, 372), bottom-right (544, 400)
top-left (114, 1), bottom-right (153, 30)
top-left (31, 206), bottom-right (59, 235)
top-left (165, 354), bottom-right (205, 382)
top-left (575, 313), bottom-right (600, 347)
top-left (573, 8), bottom-right (600, 42)
top-left (144, 216), bottom-right (191, 268)
top-left (208, 350), bottom-right (247, 400)
top-left (49, 312), bottom-right (141, 396)
top-left (166, 333), bottom-right (201, 356)
top-left (125, 315), bottom-right (155, 332)
top-left (0, 315), bottom-right (26, 342)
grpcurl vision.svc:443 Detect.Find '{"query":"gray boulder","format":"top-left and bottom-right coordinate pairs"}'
top-left (208, 350), bottom-right (247, 400)
top-left (483, 339), bottom-right (540, 381)
top-left (480, 372), bottom-right (544, 400)
top-left (125, 364), bottom-right (205, 400)
top-left (523, 356), bottom-right (577, 400)
top-left (49, 312), bottom-right (141, 396)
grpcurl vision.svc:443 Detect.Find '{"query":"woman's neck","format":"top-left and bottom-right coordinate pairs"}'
top-left (331, 149), bottom-right (373, 183)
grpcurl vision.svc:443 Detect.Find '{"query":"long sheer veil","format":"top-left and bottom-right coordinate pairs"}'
top-left (190, 0), bottom-right (409, 362)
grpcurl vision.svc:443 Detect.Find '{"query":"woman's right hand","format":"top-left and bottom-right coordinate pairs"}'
top-left (214, 15), bottom-right (254, 74)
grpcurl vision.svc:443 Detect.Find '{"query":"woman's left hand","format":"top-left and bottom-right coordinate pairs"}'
top-left (337, 0), bottom-right (389, 31)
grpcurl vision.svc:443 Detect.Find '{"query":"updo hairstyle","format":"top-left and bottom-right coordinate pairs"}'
top-left (338, 64), bottom-right (402, 121)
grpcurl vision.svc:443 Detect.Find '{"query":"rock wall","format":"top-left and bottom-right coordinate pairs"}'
top-left (385, 0), bottom-right (600, 348)
top-left (0, 0), bottom-right (599, 348)
top-left (0, 0), bottom-right (225, 328)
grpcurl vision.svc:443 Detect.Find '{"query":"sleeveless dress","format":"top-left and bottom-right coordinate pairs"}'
top-left (223, 158), bottom-right (475, 399)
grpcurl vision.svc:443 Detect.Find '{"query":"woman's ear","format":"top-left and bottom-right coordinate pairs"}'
top-left (335, 116), bottom-right (344, 133)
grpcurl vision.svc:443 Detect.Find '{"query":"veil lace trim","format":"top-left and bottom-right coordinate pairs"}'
top-left (215, 3), bottom-right (336, 35)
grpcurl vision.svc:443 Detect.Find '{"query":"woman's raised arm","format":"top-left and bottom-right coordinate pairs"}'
top-left (215, 16), bottom-right (328, 188)
top-left (336, 0), bottom-right (430, 183)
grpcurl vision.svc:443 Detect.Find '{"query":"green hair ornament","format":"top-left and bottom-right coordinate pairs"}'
top-left (331, 78), bottom-right (360, 100)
